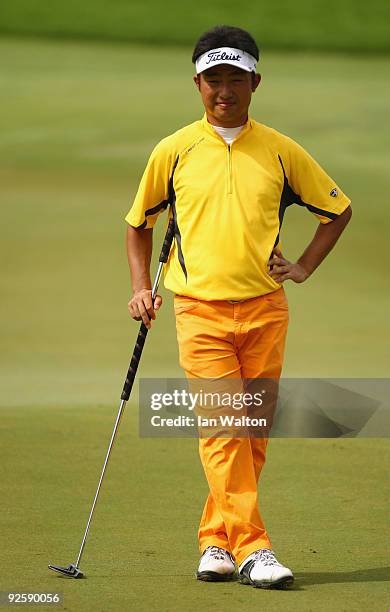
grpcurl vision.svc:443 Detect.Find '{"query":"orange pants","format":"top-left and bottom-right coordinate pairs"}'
top-left (174, 288), bottom-right (289, 566)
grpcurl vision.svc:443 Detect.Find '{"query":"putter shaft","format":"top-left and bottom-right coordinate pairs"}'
top-left (75, 261), bottom-right (166, 569)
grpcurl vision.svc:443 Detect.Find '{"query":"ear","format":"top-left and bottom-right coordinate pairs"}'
top-left (251, 73), bottom-right (261, 92)
top-left (193, 74), bottom-right (201, 90)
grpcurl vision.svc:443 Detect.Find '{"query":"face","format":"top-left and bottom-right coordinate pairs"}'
top-left (194, 63), bottom-right (261, 128)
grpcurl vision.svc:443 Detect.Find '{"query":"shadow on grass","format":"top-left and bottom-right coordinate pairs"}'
top-left (295, 566), bottom-right (390, 586)
top-left (49, 567), bottom-right (390, 592)
top-left (81, 574), bottom-right (305, 591)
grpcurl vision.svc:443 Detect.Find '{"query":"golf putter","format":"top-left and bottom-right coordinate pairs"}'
top-left (49, 217), bottom-right (175, 579)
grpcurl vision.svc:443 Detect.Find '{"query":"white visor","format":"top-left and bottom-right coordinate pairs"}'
top-left (195, 47), bottom-right (258, 74)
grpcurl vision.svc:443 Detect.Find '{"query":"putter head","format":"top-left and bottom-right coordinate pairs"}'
top-left (48, 563), bottom-right (84, 579)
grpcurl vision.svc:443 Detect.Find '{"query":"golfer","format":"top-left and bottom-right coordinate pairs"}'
top-left (125, 25), bottom-right (351, 589)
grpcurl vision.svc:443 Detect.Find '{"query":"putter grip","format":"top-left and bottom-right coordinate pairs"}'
top-left (121, 323), bottom-right (148, 401)
top-left (159, 217), bottom-right (175, 263)
top-left (121, 217), bottom-right (175, 401)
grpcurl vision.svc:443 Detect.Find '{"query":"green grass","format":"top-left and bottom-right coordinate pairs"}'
top-left (0, 0), bottom-right (390, 53)
top-left (0, 38), bottom-right (389, 611)
top-left (1, 406), bottom-right (390, 611)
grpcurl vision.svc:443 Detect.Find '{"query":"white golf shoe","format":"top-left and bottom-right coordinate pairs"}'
top-left (196, 546), bottom-right (236, 582)
top-left (238, 549), bottom-right (294, 589)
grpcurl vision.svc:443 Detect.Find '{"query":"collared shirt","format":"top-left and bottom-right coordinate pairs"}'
top-left (125, 115), bottom-right (351, 301)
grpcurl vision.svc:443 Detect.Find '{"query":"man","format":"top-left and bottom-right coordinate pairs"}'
top-left (125, 25), bottom-right (351, 589)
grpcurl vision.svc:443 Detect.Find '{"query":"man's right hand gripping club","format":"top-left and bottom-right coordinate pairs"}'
top-left (127, 289), bottom-right (162, 330)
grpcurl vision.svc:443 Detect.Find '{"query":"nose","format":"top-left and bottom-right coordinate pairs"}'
top-left (219, 82), bottom-right (234, 99)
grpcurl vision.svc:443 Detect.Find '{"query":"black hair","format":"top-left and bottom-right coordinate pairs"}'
top-left (192, 25), bottom-right (259, 64)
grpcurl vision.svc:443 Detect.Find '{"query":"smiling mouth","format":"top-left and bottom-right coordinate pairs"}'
top-left (217, 102), bottom-right (235, 108)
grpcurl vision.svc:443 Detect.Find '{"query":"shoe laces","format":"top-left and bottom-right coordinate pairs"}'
top-left (252, 549), bottom-right (282, 567)
top-left (206, 546), bottom-right (229, 561)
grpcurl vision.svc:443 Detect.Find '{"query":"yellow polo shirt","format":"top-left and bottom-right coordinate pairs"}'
top-left (125, 115), bottom-right (350, 300)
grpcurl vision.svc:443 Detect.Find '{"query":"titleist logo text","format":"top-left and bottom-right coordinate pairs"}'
top-left (205, 51), bottom-right (242, 65)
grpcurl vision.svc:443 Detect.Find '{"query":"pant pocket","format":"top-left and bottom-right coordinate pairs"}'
top-left (174, 295), bottom-right (200, 314)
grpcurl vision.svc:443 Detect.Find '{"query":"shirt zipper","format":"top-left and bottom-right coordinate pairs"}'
top-left (227, 144), bottom-right (233, 195)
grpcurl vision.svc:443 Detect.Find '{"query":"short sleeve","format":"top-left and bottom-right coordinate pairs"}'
top-left (283, 136), bottom-right (351, 224)
top-left (125, 139), bottom-right (175, 229)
